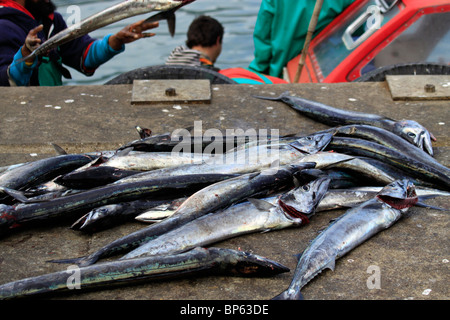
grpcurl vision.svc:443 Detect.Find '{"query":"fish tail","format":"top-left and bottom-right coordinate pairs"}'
top-left (252, 91), bottom-right (291, 101)
top-left (47, 255), bottom-right (96, 266)
top-left (271, 290), bottom-right (304, 300)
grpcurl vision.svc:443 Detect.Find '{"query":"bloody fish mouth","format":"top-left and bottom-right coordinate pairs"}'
top-left (278, 199), bottom-right (310, 225)
top-left (377, 195), bottom-right (418, 210)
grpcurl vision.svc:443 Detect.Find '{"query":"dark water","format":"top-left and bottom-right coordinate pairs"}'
top-left (53, 0), bottom-right (262, 85)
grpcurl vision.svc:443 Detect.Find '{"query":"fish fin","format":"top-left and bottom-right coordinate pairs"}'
top-left (0, 187), bottom-right (29, 203)
top-left (144, 10), bottom-right (177, 37)
top-left (325, 260), bottom-right (336, 271)
top-left (248, 198), bottom-right (276, 211)
top-left (272, 290), bottom-right (304, 300)
top-left (166, 12), bottom-right (176, 37)
top-left (115, 147), bottom-right (133, 157)
top-left (46, 256), bottom-right (86, 265)
top-left (294, 252), bottom-right (303, 261)
top-left (51, 143), bottom-right (68, 155)
top-left (247, 172), bottom-right (261, 180)
top-left (414, 195), bottom-right (448, 211)
top-left (415, 201), bottom-right (448, 211)
top-left (47, 255), bottom-right (95, 266)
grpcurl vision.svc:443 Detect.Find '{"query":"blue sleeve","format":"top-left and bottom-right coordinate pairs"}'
top-left (84, 34), bottom-right (125, 69)
top-left (7, 47), bottom-right (38, 86)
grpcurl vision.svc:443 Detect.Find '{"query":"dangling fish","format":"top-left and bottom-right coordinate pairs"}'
top-left (16, 0), bottom-right (196, 64)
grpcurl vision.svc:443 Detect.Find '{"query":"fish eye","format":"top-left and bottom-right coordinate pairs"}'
top-left (407, 132), bottom-right (416, 137)
top-left (302, 185), bottom-right (310, 191)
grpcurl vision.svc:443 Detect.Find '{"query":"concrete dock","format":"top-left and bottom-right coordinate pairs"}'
top-left (0, 81), bottom-right (448, 301)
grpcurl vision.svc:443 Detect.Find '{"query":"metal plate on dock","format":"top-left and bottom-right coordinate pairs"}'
top-left (386, 75), bottom-right (450, 101)
top-left (131, 79), bottom-right (211, 104)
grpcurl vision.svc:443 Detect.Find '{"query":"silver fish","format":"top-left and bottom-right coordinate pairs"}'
top-left (113, 132), bottom-right (333, 184)
top-left (273, 179), bottom-right (419, 300)
top-left (120, 177), bottom-right (331, 259)
top-left (0, 247), bottom-right (288, 300)
top-left (253, 91), bottom-right (435, 155)
top-left (17, 0), bottom-right (189, 63)
top-left (49, 161), bottom-right (316, 267)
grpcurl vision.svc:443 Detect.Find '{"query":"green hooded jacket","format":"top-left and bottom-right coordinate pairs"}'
top-left (249, 0), bottom-right (355, 78)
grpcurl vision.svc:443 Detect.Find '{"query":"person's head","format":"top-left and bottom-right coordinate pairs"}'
top-left (24, 0), bottom-right (56, 21)
top-left (186, 15), bottom-right (224, 62)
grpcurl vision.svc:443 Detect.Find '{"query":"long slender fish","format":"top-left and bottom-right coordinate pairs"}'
top-left (70, 197), bottom-right (186, 232)
top-left (0, 173), bottom-right (237, 236)
top-left (135, 184), bottom-right (449, 222)
top-left (120, 177), bottom-right (331, 260)
top-left (113, 132), bottom-right (333, 184)
top-left (50, 162), bottom-right (317, 267)
top-left (17, 0), bottom-right (192, 63)
top-left (0, 154), bottom-right (94, 202)
top-left (0, 247), bottom-right (288, 300)
top-left (273, 179), bottom-right (419, 300)
top-left (326, 137), bottom-right (450, 190)
top-left (253, 91), bottom-right (435, 155)
top-left (321, 124), bottom-right (449, 176)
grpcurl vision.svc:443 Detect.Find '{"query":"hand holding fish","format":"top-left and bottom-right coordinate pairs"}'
top-left (21, 24), bottom-right (43, 64)
top-left (109, 20), bottom-right (159, 50)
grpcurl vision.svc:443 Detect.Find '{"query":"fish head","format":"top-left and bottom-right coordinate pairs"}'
top-left (277, 177), bottom-right (331, 224)
top-left (220, 249), bottom-right (290, 277)
top-left (288, 132), bottom-right (333, 154)
top-left (376, 179), bottom-right (418, 212)
top-left (394, 120), bottom-right (435, 156)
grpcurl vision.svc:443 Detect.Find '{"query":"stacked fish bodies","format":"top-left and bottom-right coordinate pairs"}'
top-left (0, 91), bottom-right (449, 299)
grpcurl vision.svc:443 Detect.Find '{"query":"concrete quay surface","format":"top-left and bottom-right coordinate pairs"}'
top-left (0, 82), bottom-right (448, 301)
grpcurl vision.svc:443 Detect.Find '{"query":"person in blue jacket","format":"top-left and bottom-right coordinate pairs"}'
top-left (249, 0), bottom-right (355, 79)
top-left (0, 0), bottom-right (159, 86)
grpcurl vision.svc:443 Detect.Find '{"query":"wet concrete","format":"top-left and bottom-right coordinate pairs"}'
top-left (0, 82), bottom-right (448, 301)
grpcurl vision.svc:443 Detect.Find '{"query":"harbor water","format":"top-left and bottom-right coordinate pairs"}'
top-left (53, 0), bottom-right (262, 85)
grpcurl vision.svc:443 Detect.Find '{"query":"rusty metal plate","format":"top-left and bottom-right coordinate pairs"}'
top-left (386, 75), bottom-right (450, 101)
top-left (131, 79), bottom-right (211, 104)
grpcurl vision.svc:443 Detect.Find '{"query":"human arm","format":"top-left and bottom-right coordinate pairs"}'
top-left (4, 25), bottom-right (42, 86)
top-left (83, 20), bottom-right (159, 70)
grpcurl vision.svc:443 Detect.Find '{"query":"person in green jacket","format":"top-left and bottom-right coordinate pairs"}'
top-left (249, 0), bottom-right (355, 79)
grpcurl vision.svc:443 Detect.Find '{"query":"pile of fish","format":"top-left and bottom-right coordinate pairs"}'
top-left (0, 91), bottom-right (449, 300)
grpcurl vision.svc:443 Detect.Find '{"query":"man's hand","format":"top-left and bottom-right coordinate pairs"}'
top-left (108, 20), bottom-right (159, 50)
top-left (22, 25), bottom-right (43, 63)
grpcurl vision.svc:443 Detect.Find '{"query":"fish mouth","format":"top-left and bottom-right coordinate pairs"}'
top-left (278, 177), bottom-right (331, 224)
top-left (288, 132), bottom-right (333, 154)
top-left (376, 179), bottom-right (418, 210)
top-left (396, 120), bottom-right (436, 156)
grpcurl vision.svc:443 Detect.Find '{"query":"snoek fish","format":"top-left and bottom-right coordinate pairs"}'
top-left (0, 173), bottom-right (236, 236)
top-left (0, 154), bottom-right (94, 202)
top-left (322, 124), bottom-right (449, 176)
top-left (54, 166), bottom-right (140, 189)
top-left (0, 247), bottom-right (288, 300)
top-left (253, 91), bottom-right (435, 155)
top-left (120, 177), bottom-right (331, 260)
top-left (50, 162), bottom-right (317, 267)
top-left (273, 179), bottom-right (419, 300)
top-left (70, 198), bottom-right (184, 232)
top-left (17, 0), bottom-right (192, 63)
top-left (113, 131), bottom-right (333, 184)
top-left (326, 137), bottom-right (450, 190)
top-left (99, 151), bottom-right (211, 171)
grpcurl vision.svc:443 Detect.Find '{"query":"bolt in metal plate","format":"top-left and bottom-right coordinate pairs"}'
top-left (131, 79), bottom-right (211, 104)
top-left (386, 75), bottom-right (450, 101)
